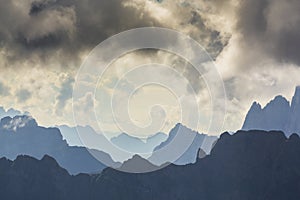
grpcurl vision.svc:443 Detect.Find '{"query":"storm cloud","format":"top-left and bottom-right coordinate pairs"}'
top-left (235, 0), bottom-right (300, 65)
top-left (207, 0), bottom-right (300, 69)
top-left (0, 0), bottom-right (227, 70)
top-left (1, 0), bottom-right (299, 133)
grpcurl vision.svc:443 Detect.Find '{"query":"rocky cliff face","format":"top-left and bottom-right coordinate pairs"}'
top-left (242, 86), bottom-right (300, 136)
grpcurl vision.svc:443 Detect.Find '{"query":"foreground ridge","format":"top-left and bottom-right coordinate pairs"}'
top-left (1, 130), bottom-right (300, 200)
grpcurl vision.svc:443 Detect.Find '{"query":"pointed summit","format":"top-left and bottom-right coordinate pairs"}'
top-left (295, 85), bottom-right (300, 93)
top-left (242, 102), bottom-right (263, 130)
top-left (0, 115), bottom-right (37, 131)
top-left (291, 86), bottom-right (300, 108)
top-left (286, 86), bottom-right (300, 136)
top-left (251, 101), bottom-right (262, 110)
top-left (118, 154), bottom-right (160, 173)
top-left (242, 86), bottom-right (300, 136)
top-left (150, 123), bottom-right (217, 166)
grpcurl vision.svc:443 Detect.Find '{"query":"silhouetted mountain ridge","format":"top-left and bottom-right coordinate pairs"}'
top-left (150, 123), bottom-right (217, 165)
top-left (0, 115), bottom-right (120, 174)
top-left (243, 86), bottom-right (300, 136)
top-left (111, 132), bottom-right (167, 154)
top-left (1, 130), bottom-right (300, 199)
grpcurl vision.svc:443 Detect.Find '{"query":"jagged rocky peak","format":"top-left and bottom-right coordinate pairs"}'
top-left (291, 86), bottom-right (300, 108)
top-left (243, 95), bottom-right (291, 131)
top-left (246, 96), bottom-right (290, 117)
top-left (250, 101), bottom-right (262, 110)
top-left (242, 86), bottom-right (300, 136)
top-left (0, 116), bottom-right (12, 126)
top-left (265, 96), bottom-right (290, 116)
top-left (2, 130), bottom-right (300, 200)
top-left (169, 123), bottom-right (198, 137)
top-left (295, 86), bottom-right (300, 95)
top-left (0, 115), bottom-right (37, 130)
top-left (287, 86), bottom-right (300, 136)
top-left (154, 123), bottom-right (198, 151)
top-left (272, 95), bottom-right (289, 103)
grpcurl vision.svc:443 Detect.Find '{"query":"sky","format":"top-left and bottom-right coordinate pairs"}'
top-left (0, 0), bottom-right (300, 136)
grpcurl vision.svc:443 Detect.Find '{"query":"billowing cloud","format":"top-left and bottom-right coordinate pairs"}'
top-left (0, 82), bottom-right (10, 96)
top-left (16, 89), bottom-right (32, 102)
top-left (0, 0), bottom-right (228, 70)
top-left (203, 0), bottom-right (300, 72)
top-left (204, 0), bottom-right (300, 131)
top-left (0, 0), bottom-right (299, 135)
top-left (0, 0), bottom-right (76, 67)
top-left (235, 0), bottom-right (300, 66)
top-left (54, 75), bottom-right (74, 115)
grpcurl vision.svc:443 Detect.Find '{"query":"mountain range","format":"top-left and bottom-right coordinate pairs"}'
top-left (0, 107), bottom-right (27, 119)
top-left (58, 125), bottom-right (168, 161)
top-left (150, 123), bottom-right (217, 165)
top-left (0, 113), bottom-right (218, 173)
top-left (58, 122), bottom-right (217, 165)
top-left (0, 115), bottom-right (120, 174)
top-left (111, 132), bottom-right (167, 154)
top-left (1, 130), bottom-right (300, 200)
top-left (243, 86), bottom-right (300, 136)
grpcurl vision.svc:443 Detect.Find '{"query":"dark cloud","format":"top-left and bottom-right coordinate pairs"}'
top-left (0, 0), bottom-right (76, 67)
top-left (16, 89), bottom-right (32, 102)
top-left (235, 0), bottom-right (300, 65)
top-left (0, 0), bottom-right (226, 70)
top-left (0, 0), bottom-right (161, 69)
top-left (6, 0), bottom-right (299, 72)
top-left (29, 0), bottom-right (52, 16)
top-left (200, 0), bottom-right (300, 68)
top-left (188, 11), bottom-right (226, 59)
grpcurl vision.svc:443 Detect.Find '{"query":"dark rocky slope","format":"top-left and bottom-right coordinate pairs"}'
top-left (1, 130), bottom-right (300, 200)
